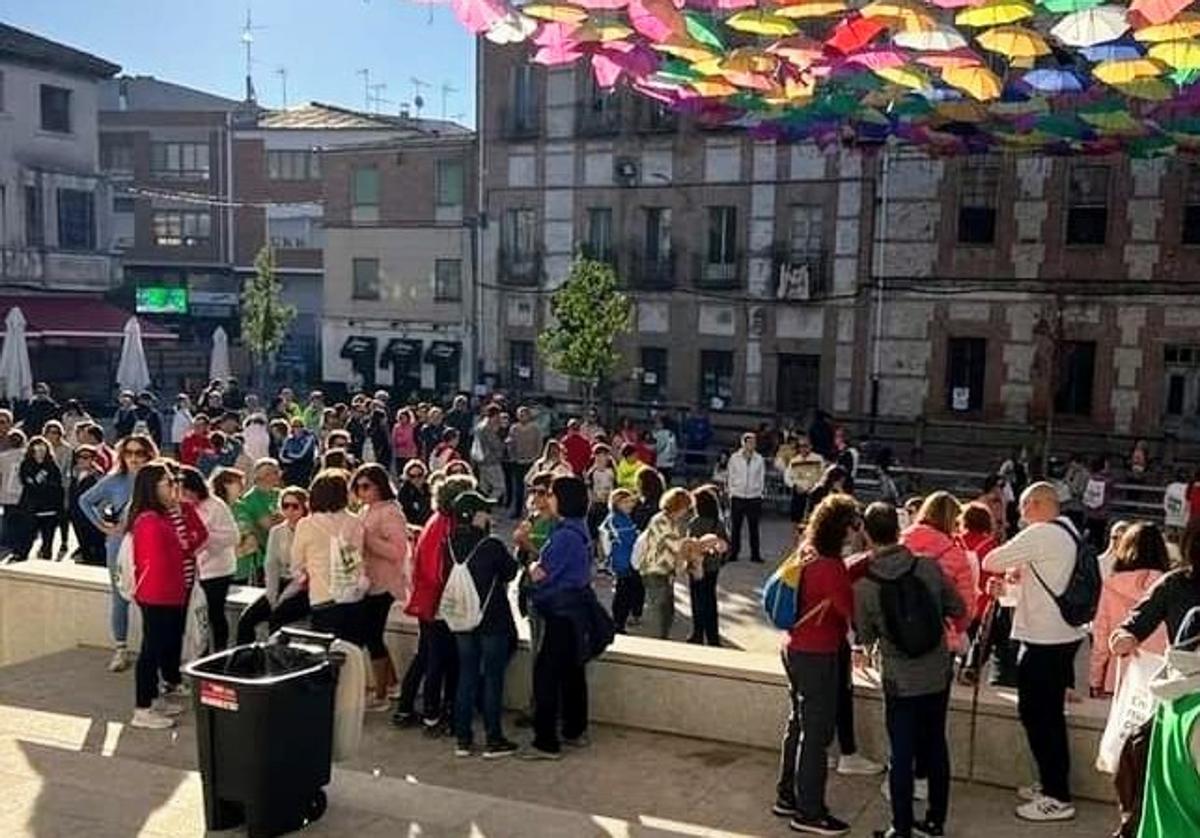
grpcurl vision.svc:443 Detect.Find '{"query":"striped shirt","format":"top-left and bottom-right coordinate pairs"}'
top-left (168, 506), bottom-right (198, 592)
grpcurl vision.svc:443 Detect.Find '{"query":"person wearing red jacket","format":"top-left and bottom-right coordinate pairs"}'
top-left (901, 492), bottom-right (977, 655)
top-left (179, 415), bottom-right (213, 467)
top-left (559, 420), bottom-right (593, 476)
top-left (399, 473), bottom-right (476, 731)
top-left (775, 493), bottom-right (859, 837)
top-left (128, 460), bottom-right (207, 730)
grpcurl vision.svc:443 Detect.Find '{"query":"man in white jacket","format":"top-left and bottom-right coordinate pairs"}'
top-left (982, 482), bottom-right (1088, 823)
top-left (726, 432), bottom-right (765, 563)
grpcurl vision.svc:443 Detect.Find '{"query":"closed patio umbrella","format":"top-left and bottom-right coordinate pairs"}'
top-left (116, 316), bottom-right (152, 395)
top-left (0, 307), bottom-right (33, 403)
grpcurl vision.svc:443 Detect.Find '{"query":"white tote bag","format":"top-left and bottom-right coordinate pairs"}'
top-left (1096, 650), bottom-right (1164, 774)
top-left (181, 583), bottom-right (210, 664)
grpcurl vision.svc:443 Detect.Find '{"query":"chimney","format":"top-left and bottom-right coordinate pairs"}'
top-left (118, 78), bottom-right (129, 111)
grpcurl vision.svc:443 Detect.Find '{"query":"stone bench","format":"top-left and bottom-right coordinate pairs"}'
top-left (0, 561), bottom-right (1117, 802)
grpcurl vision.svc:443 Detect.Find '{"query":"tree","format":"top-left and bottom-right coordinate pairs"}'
top-left (240, 245), bottom-right (296, 391)
top-left (537, 258), bottom-right (632, 410)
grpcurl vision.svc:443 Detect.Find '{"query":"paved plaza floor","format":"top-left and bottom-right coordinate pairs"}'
top-left (0, 647), bottom-right (1117, 837)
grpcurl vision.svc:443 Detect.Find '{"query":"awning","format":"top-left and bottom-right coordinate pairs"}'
top-left (0, 295), bottom-right (175, 341)
top-left (381, 338), bottom-right (423, 368)
top-left (340, 335), bottom-right (378, 359)
top-left (425, 340), bottom-right (461, 364)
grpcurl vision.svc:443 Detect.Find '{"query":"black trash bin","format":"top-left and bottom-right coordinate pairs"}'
top-left (183, 627), bottom-right (343, 838)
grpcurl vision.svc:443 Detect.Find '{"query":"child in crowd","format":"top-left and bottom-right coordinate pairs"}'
top-left (602, 488), bottom-right (639, 633)
top-left (586, 444), bottom-right (616, 570)
top-left (616, 443), bottom-right (643, 491)
top-left (0, 429), bottom-right (28, 557)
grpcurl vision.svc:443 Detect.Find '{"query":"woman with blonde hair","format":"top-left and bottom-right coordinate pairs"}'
top-left (901, 491), bottom-right (976, 653)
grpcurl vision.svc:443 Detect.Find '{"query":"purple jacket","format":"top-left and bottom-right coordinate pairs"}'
top-left (533, 517), bottom-right (592, 605)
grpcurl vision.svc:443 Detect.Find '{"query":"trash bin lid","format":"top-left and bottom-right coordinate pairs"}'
top-left (183, 643), bottom-right (330, 686)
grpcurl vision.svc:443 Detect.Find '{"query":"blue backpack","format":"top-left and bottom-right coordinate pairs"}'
top-left (762, 551), bottom-right (808, 630)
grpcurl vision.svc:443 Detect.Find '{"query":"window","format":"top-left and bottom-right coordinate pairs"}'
top-left (1184, 165), bottom-right (1200, 245)
top-left (1163, 345), bottom-right (1200, 420)
top-left (776, 355), bottom-right (820, 416)
top-left (352, 257), bottom-right (380, 300)
top-left (506, 65), bottom-right (538, 136)
top-left (784, 205), bottom-right (826, 297)
top-left (57, 189), bottom-right (94, 250)
top-left (1055, 340), bottom-right (1096, 417)
top-left (639, 347), bottom-right (667, 401)
top-left (946, 337), bottom-right (986, 412)
top-left (150, 142), bottom-right (210, 179)
top-left (707, 206), bottom-right (737, 264)
top-left (1066, 164), bottom-right (1109, 245)
top-left (352, 167), bottom-right (379, 207)
top-left (510, 340), bottom-right (535, 386)
top-left (645, 207), bottom-right (672, 261)
top-left (958, 160), bottom-right (999, 244)
top-left (585, 207), bottom-right (613, 262)
top-left (113, 197), bottom-right (136, 213)
top-left (25, 186), bottom-right (44, 247)
top-left (699, 350), bottom-right (734, 407)
top-left (40, 85), bottom-right (71, 133)
top-left (269, 217), bottom-right (322, 249)
top-left (101, 137), bottom-right (134, 174)
top-left (435, 160), bottom-right (464, 207)
top-left (152, 210), bottom-right (211, 246)
top-left (266, 150), bottom-right (320, 180)
top-left (434, 259), bottom-right (462, 301)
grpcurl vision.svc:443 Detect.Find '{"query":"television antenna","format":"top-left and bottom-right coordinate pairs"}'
top-left (439, 82), bottom-right (457, 118)
top-left (410, 77), bottom-right (429, 116)
top-left (275, 67), bottom-right (288, 108)
top-left (357, 68), bottom-right (371, 111)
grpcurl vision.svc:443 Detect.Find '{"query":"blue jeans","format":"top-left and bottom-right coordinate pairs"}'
top-left (454, 631), bottom-right (512, 745)
top-left (106, 536), bottom-right (129, 645)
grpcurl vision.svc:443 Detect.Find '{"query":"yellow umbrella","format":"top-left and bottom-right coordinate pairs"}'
top-left (943, 64), bottom-right (1003, 99)
top-left (576, 22), bottom-right (634, 42)
top-left (726, 10), bottom-right (798, 36)
top-left (774, 0), bottom-right (849, 19)
top-left (691, 79), bottom-right (740, 97)
top-left (1149, 39), bottom-right (1200, 70)
top-left (989, 97), bottom-right (1048, 116)
top-left (1134, 15), bottom-right (1200, 43)
top-left (724, 47), bottom-right (780, 73)
top-left (1080, 110), bottom-right (1146, 132)
top-left (651, 39), bottom-right (719, 62)
top-left (691, 56), bottom-right (726, 75)
top-left (861, 0), bottom-right (938, 31)
top-left (955, 0), bottom-right (1035, 28)
top-left (977, 25), bottom-right (1050, 58)
top-left (875, 65), bottom-right (930, 88)
top-left (521, 3), bottom-right (590, 23)
top-left (1092, 57), bottom-right (1166, 84)
top-left (1114, 77), bottom-right (1175, 99)
top-left (937, 100), bottom-right (989, 122)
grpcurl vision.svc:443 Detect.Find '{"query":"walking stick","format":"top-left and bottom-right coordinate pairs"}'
top-left (966, 598), bottom-right (998, 784)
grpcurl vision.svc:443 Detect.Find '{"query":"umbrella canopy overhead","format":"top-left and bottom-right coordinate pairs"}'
top-left (448, 0), bottom-right (1200, 154)
top-left (0, 308), bottom-right (33, 403)
top-left (116, 317), bottom-right (152, 396)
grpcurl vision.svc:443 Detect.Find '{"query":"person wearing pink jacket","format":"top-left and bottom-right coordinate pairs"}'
top-left (901, 492), bottom-right (977, 654)
top-left (1090, 522), bottom-right (1170, 697)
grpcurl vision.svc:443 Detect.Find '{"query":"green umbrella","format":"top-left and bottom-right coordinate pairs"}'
top-left (1036, 0), bottom-right (1104, 13)
top-left (1035, 113), bottom-right (1089, 138)
top-left (1129, 134), bottom-right (1176, 158)
top-left (657, 59), bottom-right (701, 83)
top-left (1170, 67), bottom-right (1200, 86)
top-left (683, 11), bottom-right (725, 52)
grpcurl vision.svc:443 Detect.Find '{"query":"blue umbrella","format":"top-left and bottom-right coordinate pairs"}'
top-left (1022, 68), bottom-right (1084, 93)
top-left (1080, 40), bottom-right (1143, 62)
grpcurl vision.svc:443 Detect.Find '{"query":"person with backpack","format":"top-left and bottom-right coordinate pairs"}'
top-left (981, 482), bottom-right (1093, 823)
top-left (901, 492), bottom-right (977, 656)
top-left (855, 502), bottom-right (965, 838)
top-left (444, 491), bottom-right (520, 759)
top-left (773, 493), bottom-right (860, 836)
top-left (601, 488), bottom-right (639, 633)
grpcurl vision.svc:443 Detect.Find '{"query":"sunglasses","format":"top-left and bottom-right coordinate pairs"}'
top-left (281, 502), bottom-right (302, 511)
top-left (124, 448), bottom-right (150, 458)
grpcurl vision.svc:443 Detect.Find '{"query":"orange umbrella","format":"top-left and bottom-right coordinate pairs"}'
top-left (1130, 0), bottom-right (1193, 26)
top-left (943, 63), bottom-right (1003, 98)
top-left (767, 34), bottom-right (826, 68)
top-left (1133, 14), bottom-right (1200, 42)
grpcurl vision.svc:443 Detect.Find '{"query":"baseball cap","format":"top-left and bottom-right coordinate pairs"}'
top-left (452, 491), bottom-right (495, 524)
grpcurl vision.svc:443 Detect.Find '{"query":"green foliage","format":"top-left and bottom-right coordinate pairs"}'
top-left (537, 258), bottom-right (632, 400)
top-left (240, 246), bottom-right (296, 361)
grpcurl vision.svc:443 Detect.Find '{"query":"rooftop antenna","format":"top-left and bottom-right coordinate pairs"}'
top-left (410, 77), bottom-right (429, 116)
top-left (439, 82), bottom-right (457, 118)
top-left (240, 4), bottom-right (265, 103)
top-left (275, 67), bottom-right (288, 108)
top-left (368, 82), bottom-right (392, 113)
top-left (356, 68), bottom-right (371, 112)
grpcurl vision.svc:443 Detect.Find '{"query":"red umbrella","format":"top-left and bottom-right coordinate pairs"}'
top-left (826, 15), bottom-right (887, 54)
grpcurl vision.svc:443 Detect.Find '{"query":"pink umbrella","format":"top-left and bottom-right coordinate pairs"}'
top-left (533, 21), bottom-right (585, 65)
top-left (593, 53), bottom-right (624, 87)
top-left (451, 0), bottom-right (509, 32)
top-left (926, 0), bottom-right (988, 7)
top-left (1130, 0), bottom-right (1194, 25)
top-left (628, 0), bottom-right (686, 42)
top-left (576, 0), bottom-right (630, 7)
top-left (844, 47), bottom-right (909, 69)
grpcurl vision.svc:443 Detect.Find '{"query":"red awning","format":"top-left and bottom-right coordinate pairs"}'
top-left (0, 295), bottom-right (175, 341)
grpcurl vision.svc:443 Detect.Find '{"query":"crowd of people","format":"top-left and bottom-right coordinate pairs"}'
top-left (2, 379), bottom-right (1200, 836)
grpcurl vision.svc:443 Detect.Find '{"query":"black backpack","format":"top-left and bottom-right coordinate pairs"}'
top-left (1030, 519), bottom-right (1101, 628)
top-left (867, 558), bottom-right (945, 659)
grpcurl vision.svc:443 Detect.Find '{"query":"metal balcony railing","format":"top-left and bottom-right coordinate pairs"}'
top-left (694, 251), bottom-right (741, 290)
top-left (498, 246), bottom-right (542, 287)
top-left (575, 100), bottom-right (622, 138)
top-left (628, 248), bottom-right (676, 291)
top-left (772, 247), bottom-right (830, 299)
top-left (500, 106), bottom-right (540, 140)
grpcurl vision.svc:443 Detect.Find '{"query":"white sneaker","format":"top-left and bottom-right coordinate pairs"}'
top-left (108, 647), bottom-right (131, 673)
top-left (1017, 783), bottom-right (1043, 802)
top-left (151, 699), bottom-right (184, 717)
top-left (130, 708), bottom-right (176, 730)
top-left (837, 753), bottom-right (885, 776)
top-left (1016, 796), bottom-right (1075, 822)
top-left (880, 777), bottom-right (929, 801)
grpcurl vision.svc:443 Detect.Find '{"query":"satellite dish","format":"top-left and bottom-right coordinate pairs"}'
top-left (414, 94), bottom-right (425, 110)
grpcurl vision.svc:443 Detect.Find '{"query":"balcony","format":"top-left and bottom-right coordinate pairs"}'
top-left (575, 100), bottom-right (622, 138)
top-left (772, 247), bottom-right (830, 299)
top-left (500, 106), bottom-right (540, 141)
top-left (694, 252), bottom-right (741, 290)
top-left (633, 99), bottom-right (678, 134)
top-left (498, 247), bottom-right (542, 287)
top-left (1, 246), bottom-right (117, 291)
top-left (628, 249), bottom-right (676, 291)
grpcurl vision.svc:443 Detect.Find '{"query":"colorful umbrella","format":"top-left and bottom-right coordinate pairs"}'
top-left (894, 26), bottom-right (969, 51)
top-left (683, 11), bottom-right (726, 50)
top-left (1149, 39), bottom-right (1200, 68)
top-left (943, 63), bottom-right (1004, 98)
top-left (1022, 67), bottom-right (1084, 91)
top-left (826, 15), bottom-right (887, 53)
top-left (774, 0), bottom-right (849, 18)
top-left (1093, 57), bottom-right (1166, 83)
top-left (628, 0), bottom-right (686, 42)
top-left (1037, 0), bottom-right (1106, 11)
top-left (955, 0), bottom-right (1035, 28)
top-left (876, 65), bottom-right (932, 87)
top-left (485, 11), bottom-right (538, 43)
top-left (725, 10), bottom-right (798, 36)
top-left (575, 0), bottom-right (630, 8)
top-left (916, 47), bottom-right (986, 67)
top-left (1134, 16), bottom-right (1200, 43)
top-left (1117, 77), bottom-right (1175, 97)
top-left (452, 0), bottom-right (509, 32)
top-left (1050, 7), bottom-right (1130, 48)
top-left (861, 0), bottom-right (938, 30)
top-left (845, 47), bottom-right (909, 69)
top-left (767, 34), bottom-right (827, 67)
top-left (977, 25), bottom-right (1051, 58)
top-left (1129, 0), bottom-right (1194, 27)
top-left (1080, 39), bottom-right (1144, 60)
top-left (651, 38), bottom-right (720, 62)
top-left (522, 3), bottom-right (590, 23)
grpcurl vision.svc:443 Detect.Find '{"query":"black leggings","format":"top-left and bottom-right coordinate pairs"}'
top-left (836, 640), bottom-right (858, 756)
top-left (310, 601), bottom-right (365, 646)
top-left (361, 592), bottom-right (394, 659)
top-left (136, 604), bottom-right (185, 708)
top-left (200, 576), bottom-right (232, 652)
top-left (235, 590), bottom-right (311, 645)
top-left (26, 514), bottom-right (59, 559)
